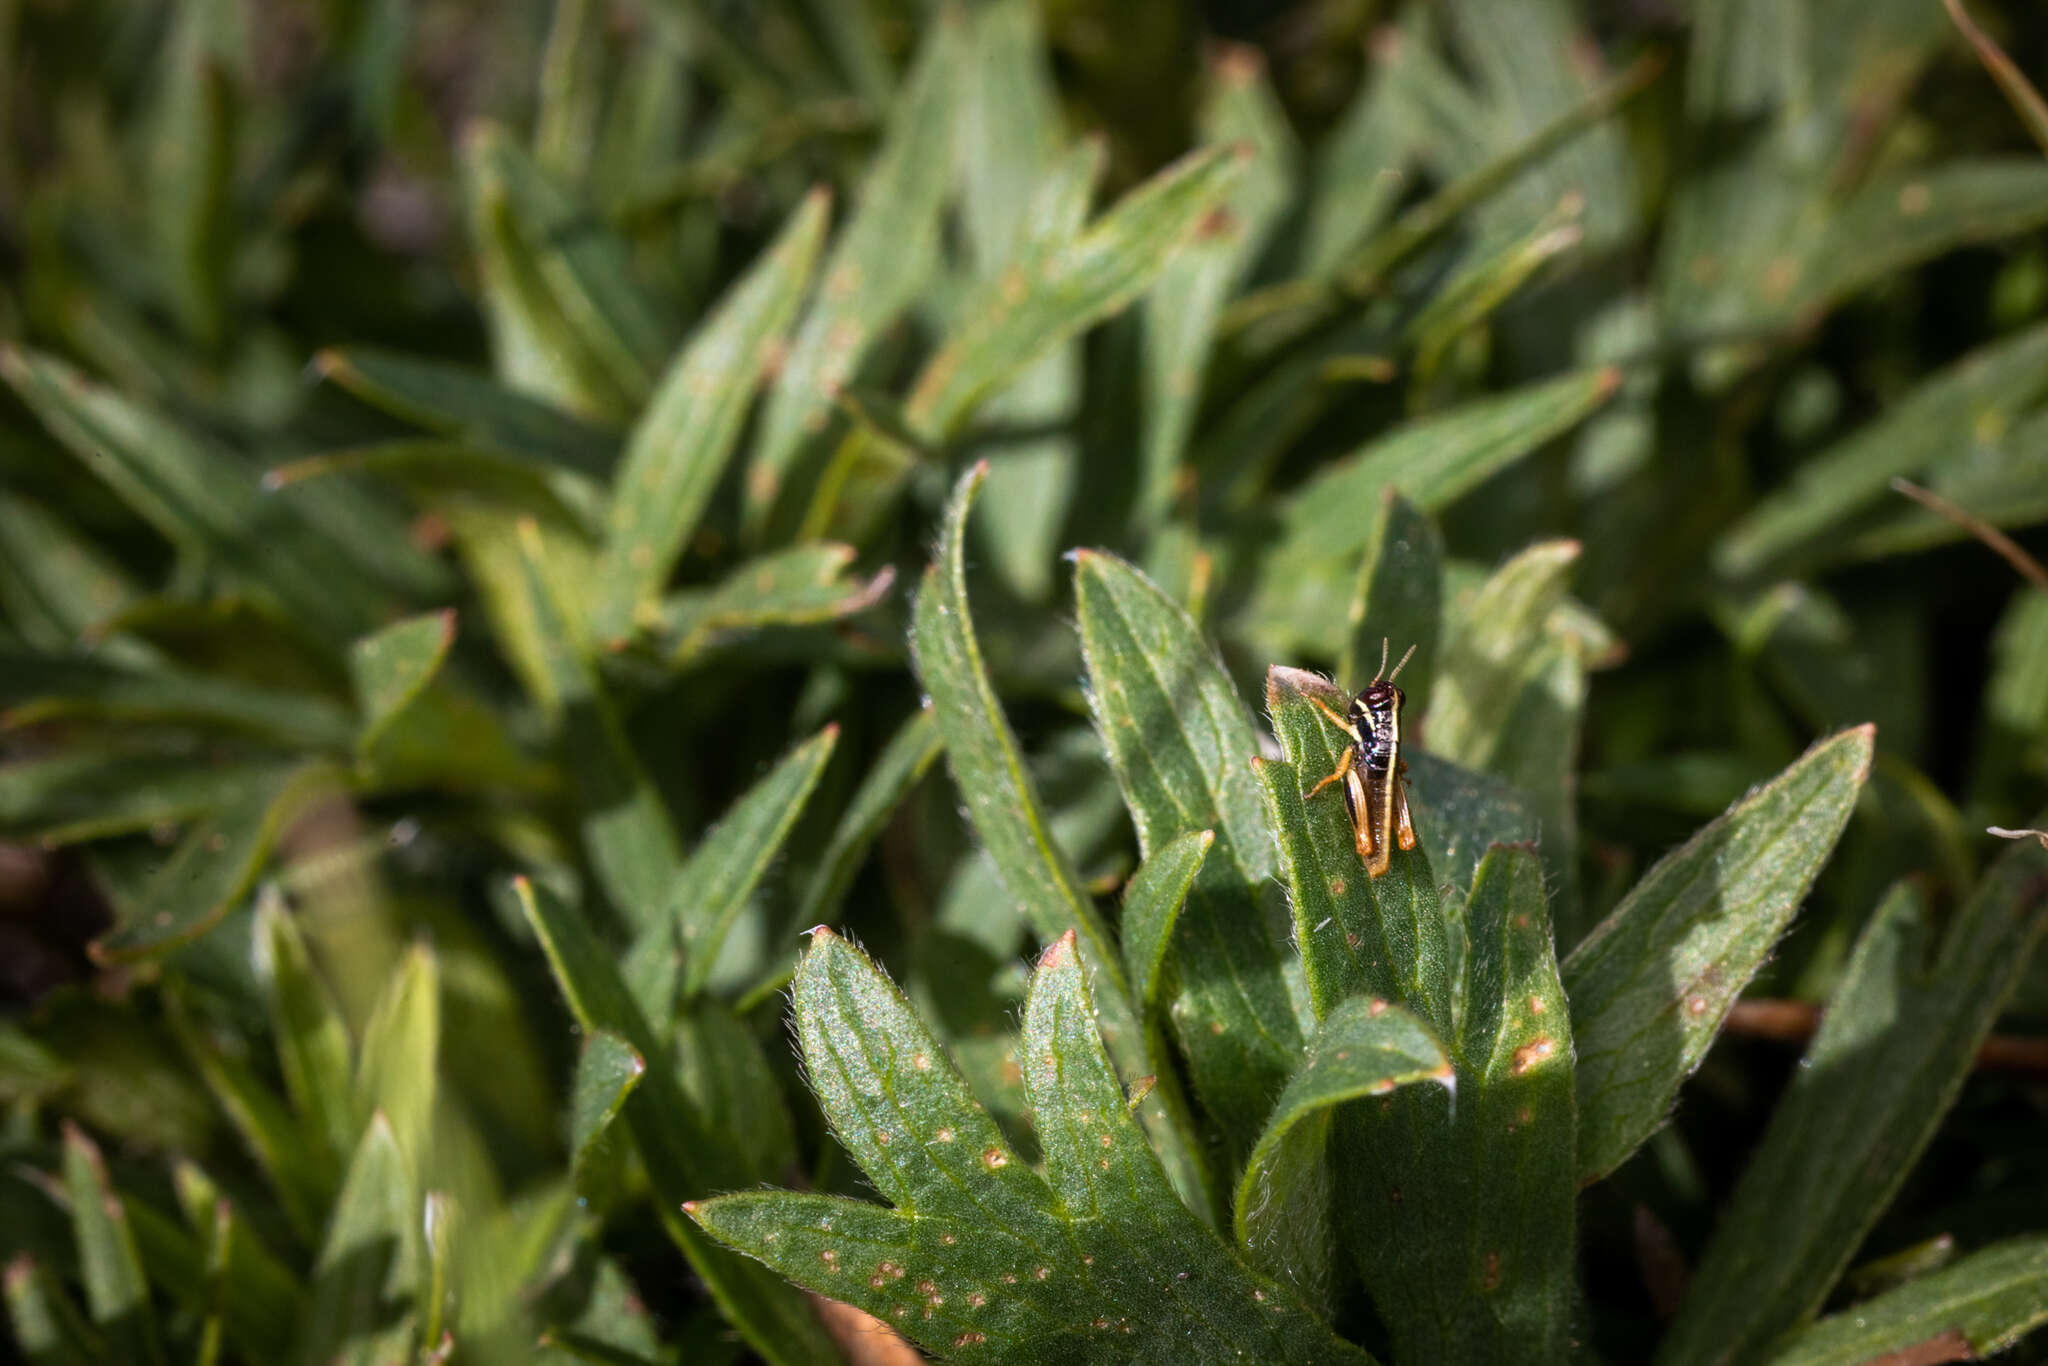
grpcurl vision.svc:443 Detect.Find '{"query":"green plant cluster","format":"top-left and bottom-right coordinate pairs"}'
top-left (3, 1), bottom-right (2048, 1364)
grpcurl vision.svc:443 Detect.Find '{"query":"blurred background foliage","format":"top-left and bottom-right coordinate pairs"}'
top-left (1, 0), bottom-right (2047, 1361)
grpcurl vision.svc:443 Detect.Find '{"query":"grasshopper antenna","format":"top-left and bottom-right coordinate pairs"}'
top-left (1373, 637), bottom-right (1390, 681)
top-left (1387, 642), bottom-right (1418, 683)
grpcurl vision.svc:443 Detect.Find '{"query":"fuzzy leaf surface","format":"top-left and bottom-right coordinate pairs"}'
top-left (691, 931), bottom-right (1374, 1364)
top-left (912, 465), bottom-right (1210, 1210)
top-left (1566, 725), bottom-right (1875, 1181)
top-left (1258, 666), bottom-right (1454, 1032)
top-left (1076, 549), bottom-right (1305, 1151)
top-left (1121, 828), bottom-right (1212, 1017)
top-left (1336, 843), bottom-right (1579, 1364)
top-left (1233, 996), bottom-right (1451, 1305)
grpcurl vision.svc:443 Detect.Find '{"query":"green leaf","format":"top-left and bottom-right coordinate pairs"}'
top-left (1337, 489), bottom-right (1443, 710)
top-left (690, 930), bottom-right (1375, 1364)
top-left (515, 519), bottom-right (684, 932)
top-left (0, 491), bottom-right (133, 650)
top-left (569, 1030), bottom-right (646, 1191)
top-left (0, 752), bottom-right (296, 846)
top-left (673, 724), bottom-right (839, 1000)
top-left (1429, 541), bottom-right (1593, 932)
top-left (302, 1115), bottom-right (420, 1366)
top-left (4, 1254), bottom-right (104, 1365)
top-left (0, 653), bottom-right (357, 750)
top-left (348, 611), bottom-right (456, 759)
top-left (257, 895), bottom-right (357, 1169)
top-left (1658, 832), bottom-right (2048, 1366)
top-left (352, 946), bottom-right (439, 1181)
top-left (911, 465), bottom-right (1212, 1213)
top-left (1333, 843), bottom-right (1578, 1363)
top-left (904, 145), bottom-right (1240, 445)
top-left (793, 707), bottom-right (942, 930)
top-left (592, 189), bottom-right (829, 642)
top-left (1258, 666), bottom-right (1455, 1033)
top-left (657, 544), bottom-right (895, 667)
top-left (0, 346), bottom-right (393, 642)
top-left (263, 440), bottom-right (604, 535)
top-left (1233, 996), bottom-right (1451, 1306)
top-left (1402, 752), bottom-right (1542, 900)
top-left (61, 1123), bottom-right (165, 1366)
top-left (1716, 320), bottom-right (2048, 581)
top-left (511, 877), bottom-right (839, 1366)
top-left (1565, 725), bottom-right (1875, 1182)
top-left (172, 999), bottom-right (335, 1248)
top-left (673, 1000), bottom-right (799, 1185)
top-left (1758, 1234), bottom-right (2048, 1366)
top-left (1226, 51), bottom-right (1658, 336)
top-left (312, 347), bottom-right (618, 472)
top-left (1137, 47), bottom-right (1297, 526)
top-left (955, 2), bottom-right (1087, 599)
top-left (1074, 548), bottom-right (1305, 1153)
top-left (743, 16), bottom-right (961, 532)
top-left (161, 1163), bottom-right (305, 1360)
top-left (1246, 370), bottom-right (1619, 654)
top-left (92, 762), bottom-right (345, 963)
top-left (466, 124), bottom-right (670, 418)
top-left (1120, 829), bottom-right (1212, 1016)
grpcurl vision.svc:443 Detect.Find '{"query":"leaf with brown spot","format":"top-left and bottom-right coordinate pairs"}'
top-left (690, 931), bottom-right (1373, 1365)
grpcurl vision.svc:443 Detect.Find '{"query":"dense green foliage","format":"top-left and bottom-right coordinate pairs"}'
top-left (4, 1), bottom-right (2048, 1363)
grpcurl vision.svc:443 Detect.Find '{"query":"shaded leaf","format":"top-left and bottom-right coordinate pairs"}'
top-left (1761, 1234), bottom-right (2048, 1366)
top-left (1247, 369), bottom-right (1618, 654)
top-left (466, 124), bottom-right (670, 418)
top-left (512, 877), bottom-right (839, 1366)
top-left (0, 752), bottom-right (296, 847)
top-left (61, 1123), bottom-right (165, 1366)
top-left (312, 347), bottom-right (618, 473)
top-left (0, 652), bottom-right (356, 750)
top-left (569, 1030), bottom-right (646, 1191)
top-left (1566, 726), bottom-right (1875, 1182)
top-left (794, 706), bottom-right (942, 929)
top-left (1717, 320), bottom-right (2048, 581)
top-left (4, 1254), bottom-right (104, 1366)
top-left (1430, 541), bottom-right (1594, 934)
top-left (516, 519), bottom-right (684, 932)
top-left (93, 762), bottom-right (346, 963)
top-left (1233, 996), bottom-right (1451, 1305)
top-left (1337, 489), bottom-right (1443, 710)
top-left (673, 724), bottom-right (839, 1000)
top-left (1337, 843), bottom-right (1578, 1364)
top-left (302, 1115), bottom-right (419, 1366)
top-left (1659, 835), bottom-right (2048, 1366)
top-left (258, 896), bottom-right (356, 1169)
top-left (905, 145), bottom-right (1240, 445)
top-left (352, 945), bottom-right (439, 1182)
top-left (1120, 829), bottom-right (1212, 1017)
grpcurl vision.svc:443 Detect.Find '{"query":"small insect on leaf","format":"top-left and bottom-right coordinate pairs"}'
top-left (1302, 641), bottom-right (1419, 878)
